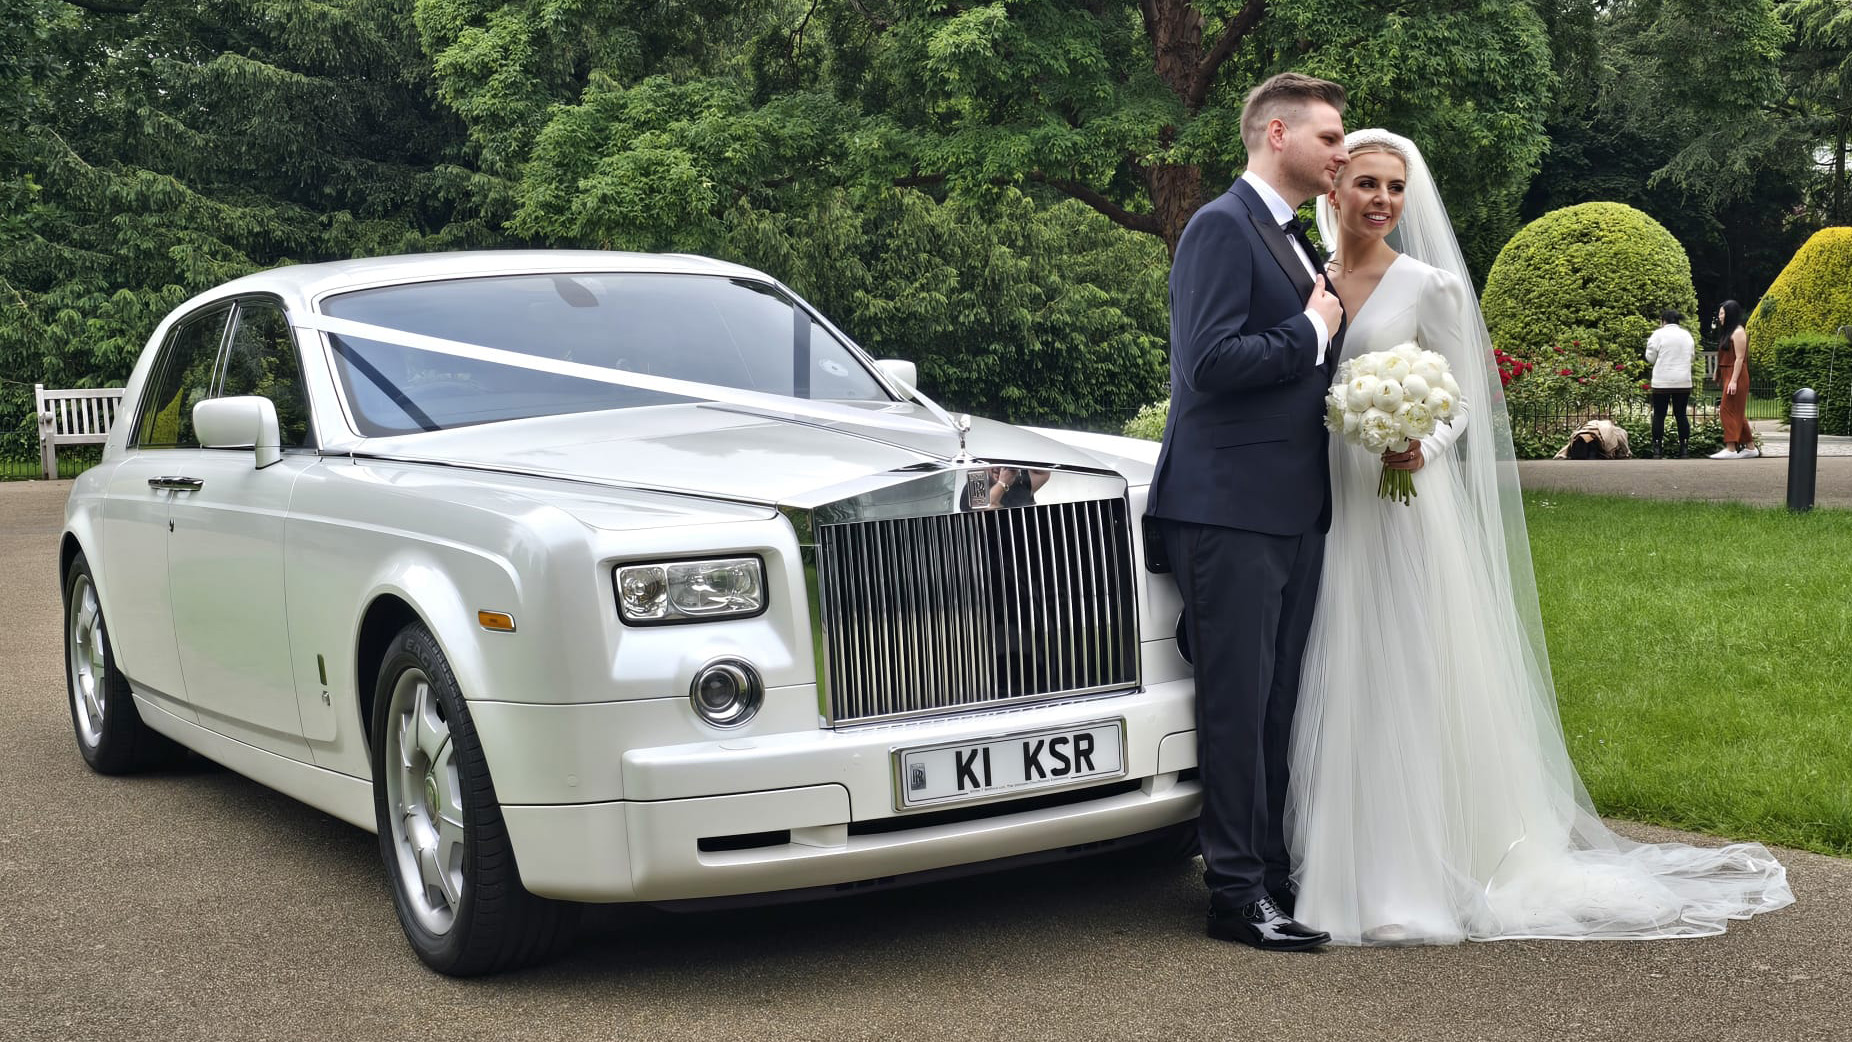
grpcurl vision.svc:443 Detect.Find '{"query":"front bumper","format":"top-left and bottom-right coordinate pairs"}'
top-left (497, 678), bottom-right (1199, 902)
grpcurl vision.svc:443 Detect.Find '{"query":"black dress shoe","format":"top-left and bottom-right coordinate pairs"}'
top-left (1206, 896), bottom-right (1330, 952)
top-left (1269, 886), bottom-right (1296, 919)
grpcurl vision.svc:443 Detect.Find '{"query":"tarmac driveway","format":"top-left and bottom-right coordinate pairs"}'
top-left (2, 479), bottom-right (1846, 1042)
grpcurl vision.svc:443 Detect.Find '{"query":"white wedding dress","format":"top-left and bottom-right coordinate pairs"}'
top-left (1284, 245), bottom-right (1794, 944)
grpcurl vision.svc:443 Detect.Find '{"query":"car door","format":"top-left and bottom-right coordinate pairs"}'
top-left (101, 304), bottom-right (232, 721)
top-left (164, 298), bottom-right (320, 760)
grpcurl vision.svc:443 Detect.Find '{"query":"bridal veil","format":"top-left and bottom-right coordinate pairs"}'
top-left (1285, 129), bottom-right (1793, 942)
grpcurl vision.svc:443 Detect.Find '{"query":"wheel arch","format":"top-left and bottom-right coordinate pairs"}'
top-left (350, 562), bottom-right (504, 755)
top-left (354, 593), bottom-right (426, 751)
top-left (59, 532), bottom-right (86, 589)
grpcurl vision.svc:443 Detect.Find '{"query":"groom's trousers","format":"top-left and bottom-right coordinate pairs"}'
top-left (1160, 518), bottom-right (1325, 907)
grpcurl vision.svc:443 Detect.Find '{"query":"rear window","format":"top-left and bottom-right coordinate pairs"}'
top-left (321, 273), bottom-right (889, 435)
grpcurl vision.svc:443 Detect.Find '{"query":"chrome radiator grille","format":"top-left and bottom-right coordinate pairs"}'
top-left (815, 498), bottom-right (1139, 725)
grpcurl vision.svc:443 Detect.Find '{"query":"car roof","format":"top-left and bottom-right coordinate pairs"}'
top-left (190, 250), bottom-right (772, 313)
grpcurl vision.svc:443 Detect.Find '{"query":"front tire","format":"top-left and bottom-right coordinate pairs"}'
top-left (63, 552), bottom-right (183, 774)
top-left (371, 621), bottom-right (578, 975)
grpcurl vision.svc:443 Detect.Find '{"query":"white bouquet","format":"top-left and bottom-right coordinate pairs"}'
top-left (1324, 341), bottom-right (1463, 504)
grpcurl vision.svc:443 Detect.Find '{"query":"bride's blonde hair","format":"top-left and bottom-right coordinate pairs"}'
top-left (1337, 139), bottom-right (1409, 184)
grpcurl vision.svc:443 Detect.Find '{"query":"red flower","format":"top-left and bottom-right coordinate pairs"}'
top-left (1559, 368), bottom-right (1573, 376)
top-left (1500, 373), bottom-right (1512, 386)
top-left (1578, 377), bottom-right (1589, 384)
top-left (1614, 362), bottom-right (1625, 371)
top-left (1553, 345), bottom-right (1564, 354)
top-left (1572, 340), bottom-right (1581, 347)
top-left (1640, 381), bottom-right (1650, 390)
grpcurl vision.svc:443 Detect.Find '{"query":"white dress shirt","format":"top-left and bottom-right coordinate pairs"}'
top-left (1240, 170), bottom-right (1330, 365)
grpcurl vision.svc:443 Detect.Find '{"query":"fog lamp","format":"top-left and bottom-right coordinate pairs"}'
top-left (689, 659), bottom-right (763, 728)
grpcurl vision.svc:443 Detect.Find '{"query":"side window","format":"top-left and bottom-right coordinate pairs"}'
top-left (220, 301), bottom-right (314, 448)
top-left (135, 306), bottom-right (230, 449)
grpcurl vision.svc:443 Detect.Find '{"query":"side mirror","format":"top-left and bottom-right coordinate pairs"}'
top-left (876, 358), bottom-right (918, 391)
top-left (194, 396), bottom-right (283, 469)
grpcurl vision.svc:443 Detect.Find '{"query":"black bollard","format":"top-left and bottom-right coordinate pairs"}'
top-left (1787, 388), bottom-right (1819, 513)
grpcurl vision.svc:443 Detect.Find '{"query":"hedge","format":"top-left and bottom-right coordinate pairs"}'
top-left (1746, 227), bottom-right (1852, 370)
top-left (1120, 396), bottom-right (1717, 460)
top-left (1481, 202), bottom-right (1699, 371)
top-left (1765, 334), bottom-right (1852, 436)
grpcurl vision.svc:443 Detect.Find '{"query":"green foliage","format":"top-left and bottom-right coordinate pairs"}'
top-left (726, 190), bottom-right (1171, 429)
top-left (1602, 0), bottom-right (1792, 207)
top-left (0, 0), bottom-right (496, 456)
top-left (1607, 407), bottom-right (1727, 460)
top-left (1122, 399), bottom-right (1169, 442)
top-left (1482, 203), bottom-right (1698, 373)
top-left (1522, 0), bottom-right (1808, 313)
top-left (1765, 334), bottom-right (1852, 436)
top-left (413, 0), bottom-right (770, 176)
top-left (1746, 227), bottom-right (1852, 367)
top-left (511, 78), bottom-right (854, 252)
top-left (1260, 0), bottom-right (1556, 276)
top-left (825, 0), bottom-right (1555, 273)
top-left (1783, 0), bottom-right (1852, 225)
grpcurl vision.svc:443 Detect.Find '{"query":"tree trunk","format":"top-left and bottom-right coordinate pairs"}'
top-left (1150, 163), bottom-right (1205, 259)
top-left (1138, 0), bottom-right (1263, 258)
top-left (1834, 118), bottom-right (1847, 224)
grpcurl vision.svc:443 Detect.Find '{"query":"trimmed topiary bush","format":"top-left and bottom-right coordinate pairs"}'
top-left (1745, 227), bottom-right (1852, 370)
top-left (1481, 203), bottom-right (1699, 370)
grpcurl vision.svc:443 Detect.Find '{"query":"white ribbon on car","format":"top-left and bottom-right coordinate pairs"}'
top-left (292, 312), bottom-right (964, 444)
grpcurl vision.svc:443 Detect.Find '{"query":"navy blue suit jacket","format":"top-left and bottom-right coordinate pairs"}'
top-left (1146, 178), bottom-right (1334, 537)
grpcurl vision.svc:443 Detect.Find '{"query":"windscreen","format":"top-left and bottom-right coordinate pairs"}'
top-left (321, 273), bottom-right (890, 435)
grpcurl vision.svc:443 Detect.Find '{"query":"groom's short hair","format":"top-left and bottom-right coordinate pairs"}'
top-left (1240, 73), bottom-right (1349, 152)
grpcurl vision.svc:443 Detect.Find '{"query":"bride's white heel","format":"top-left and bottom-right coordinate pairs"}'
top-left (1361, 922), bottom-right (1424, 946)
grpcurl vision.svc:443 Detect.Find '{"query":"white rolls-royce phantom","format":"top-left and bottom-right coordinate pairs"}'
top-left (58, 250), bottom-right (1198, 974)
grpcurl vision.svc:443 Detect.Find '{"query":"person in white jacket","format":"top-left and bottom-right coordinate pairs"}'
top-left (1644, 310), bottom-right (1695, 458)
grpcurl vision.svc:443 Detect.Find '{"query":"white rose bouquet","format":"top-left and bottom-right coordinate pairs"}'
top-left (1324, 341), bottom-right (1464, 505)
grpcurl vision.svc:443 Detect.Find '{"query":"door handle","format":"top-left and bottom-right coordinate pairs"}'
top-left (148, 476), bottom-right (205, 492)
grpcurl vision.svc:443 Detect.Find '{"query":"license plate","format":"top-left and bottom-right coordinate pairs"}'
top-left (894, 720), bottom-right (1126, 810)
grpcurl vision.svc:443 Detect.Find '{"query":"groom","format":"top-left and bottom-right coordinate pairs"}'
top-left (1146, 72), bottom-right (1349, 952)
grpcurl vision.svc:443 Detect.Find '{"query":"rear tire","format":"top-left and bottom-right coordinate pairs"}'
top-left (63, 552), bottom-right (184, 774)
top-left (370, 621), bottom-right (578, 975)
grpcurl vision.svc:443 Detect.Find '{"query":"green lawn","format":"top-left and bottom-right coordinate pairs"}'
top-left (1526, 492), bottom-right (1852, 856)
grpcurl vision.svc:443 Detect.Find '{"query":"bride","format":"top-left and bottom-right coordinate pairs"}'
top-left (1284, 129), bottom-right (1794, 944)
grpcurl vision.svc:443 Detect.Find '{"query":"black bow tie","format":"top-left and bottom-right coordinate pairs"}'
top-left (1281, 215), bottom-right (1323, 264)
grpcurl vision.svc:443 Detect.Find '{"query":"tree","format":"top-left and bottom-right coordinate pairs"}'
top-left (1784, 0), bottom-right (1852, 224)
top-left (0, 0), bottom-right (488, 453)
top-left (434, 0), bottom-right (1557, 273)
top-left (818, 0), bottom-right (1556, 270)
top-left (1523, 0), bottom-right (1807, 314)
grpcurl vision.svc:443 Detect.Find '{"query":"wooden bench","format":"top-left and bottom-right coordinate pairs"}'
top-left (35, 384), bottom-right (126, 479)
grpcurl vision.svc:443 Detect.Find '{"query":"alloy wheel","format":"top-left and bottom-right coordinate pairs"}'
top-left (383, 667), bottom-right (466, 935)
top-left (67, 574), bottom-right (108, 750)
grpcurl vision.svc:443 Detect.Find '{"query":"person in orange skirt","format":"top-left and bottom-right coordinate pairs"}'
top-left (1710, 299), bottom-right (1757, 459)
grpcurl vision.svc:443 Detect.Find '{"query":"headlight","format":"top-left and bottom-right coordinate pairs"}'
top-left (614, 556), bottom-right (766, 624)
